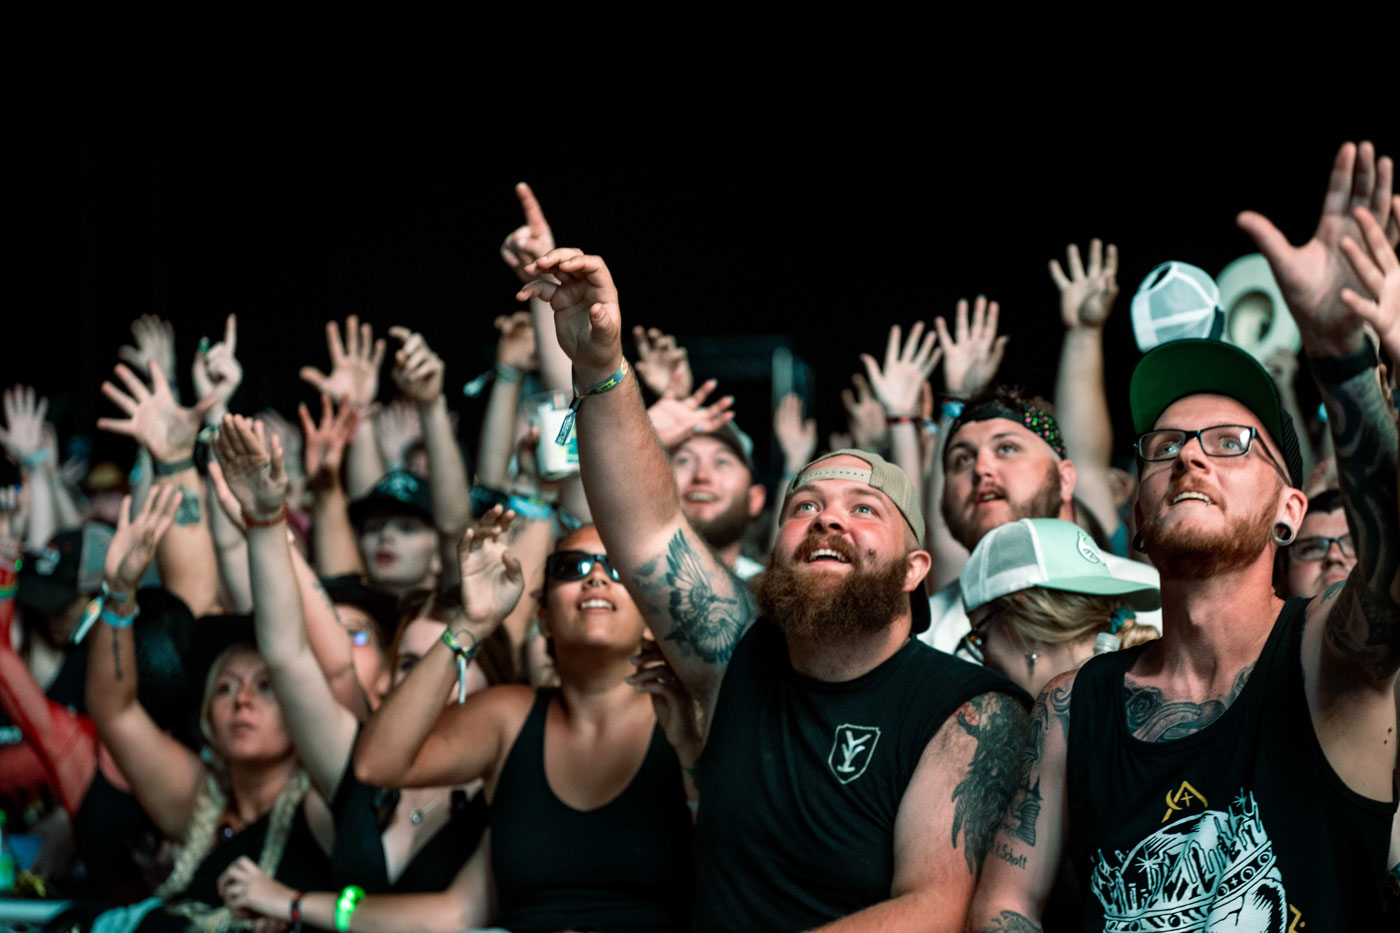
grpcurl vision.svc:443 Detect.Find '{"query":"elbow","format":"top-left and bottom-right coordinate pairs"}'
top-left (351, 739), bottom-right (400, 788)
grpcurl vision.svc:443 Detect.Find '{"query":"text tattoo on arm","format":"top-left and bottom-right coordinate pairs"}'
top-left (1319, 367), bottom-right (1400, 678)
top-left (635, 530), bottom-right (754, 664)
top-left (950, 693), bottom-right (1029, 874)
top-left (999, 681), bottom-right (1070, 847)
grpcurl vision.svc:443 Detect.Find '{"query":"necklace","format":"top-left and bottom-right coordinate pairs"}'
top-left (407, 792), bottom-right (447, 825)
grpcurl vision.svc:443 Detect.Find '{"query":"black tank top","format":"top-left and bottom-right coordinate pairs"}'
top-left (692, 619), bottom-right (1029, 932)
top-left (1067, 597), bottom-right (1396, 931)
top-left (330, 742), bottom-right (488, 892)
top-left (490, 688), bottom-right (693, 933)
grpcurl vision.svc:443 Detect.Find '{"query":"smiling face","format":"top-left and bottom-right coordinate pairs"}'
top-left (203, 647), bottom-right (294, 765)
top-left (942, 419), bottom-right (1075, 551)
top-left (539, 527), bottom-right (646, 659)
top-left (672, 436), bottom-right (764, 551)
top-left (358, 511), bottom-right (439, 590)
top-left (1136, 394), bottom-right (1305, 581)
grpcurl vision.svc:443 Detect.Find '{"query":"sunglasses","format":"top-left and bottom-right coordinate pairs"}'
top-left (545, 550), bottom-right (621, 583)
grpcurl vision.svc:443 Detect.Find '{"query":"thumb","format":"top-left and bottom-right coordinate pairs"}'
top-left (268, 434), bottom-right (288, 487)
top-left (193, 392), bottom-right (221, 417)
top-left (663, 367), bottom-right (686, 400)
top-left (298, 367), bottom-right (329, 391)
top-left (502, 551), bottom-right (523, 582)
top-left (1236, 211), bottom-right (1294, 269)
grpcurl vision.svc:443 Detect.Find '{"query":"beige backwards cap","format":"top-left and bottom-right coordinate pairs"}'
top-left (782, 448), bottom-right (925, 545)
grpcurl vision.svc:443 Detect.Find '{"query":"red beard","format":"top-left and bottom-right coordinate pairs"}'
top-left (755, 535), bottom-right (913, 641)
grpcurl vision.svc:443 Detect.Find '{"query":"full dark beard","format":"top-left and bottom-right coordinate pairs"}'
top-left (756, 550), bottom-right (912, 641)
top-left (1140, 496), bottom-right (1276, 580)
top-left (944, 460), bottom-right (1063, 552)
top-left (686, 493), bottom-right (752, 551)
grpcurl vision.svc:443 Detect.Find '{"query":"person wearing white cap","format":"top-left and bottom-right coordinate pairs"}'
top-left (970, 141), bottom-right (1400, 931)
top-left (522, 247), bottom-right (1032, 932)
top-left (959, 518), bottom-right (1160, 699)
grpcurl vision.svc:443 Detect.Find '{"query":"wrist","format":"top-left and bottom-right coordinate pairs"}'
top-left (1300, 324), bottom-right (1366, 360)
top-left (572, 355), bottom-right (626, 388)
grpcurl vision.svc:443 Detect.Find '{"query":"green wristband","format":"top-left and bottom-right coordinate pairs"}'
top-left (335, 884), bottom-right (364, 932)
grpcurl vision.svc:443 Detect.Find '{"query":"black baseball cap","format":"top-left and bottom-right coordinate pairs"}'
top-left (1129, 338), bottom-right (1304, 488)
top-left (348, 469), bottom-right (435, 528)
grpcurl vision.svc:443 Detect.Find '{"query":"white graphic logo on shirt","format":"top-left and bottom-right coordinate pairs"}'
top-left (827, 724), bottom-right (881, 785)
top-left (1090, 790), bottom-right (1288, 932)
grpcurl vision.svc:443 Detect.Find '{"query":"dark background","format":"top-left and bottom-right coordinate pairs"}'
top-left (6, 31), bottom-right (1395, 485)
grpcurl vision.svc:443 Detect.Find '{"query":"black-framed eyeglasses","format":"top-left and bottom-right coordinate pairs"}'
top-left (1135, 424), bottom-right (1287, 479)
top-left (953, 629), bottom-right (985, 664)
top-left (544, 550), bottom-right (620, 584)
top-left (1292, 534), bottom-right (1354, 562)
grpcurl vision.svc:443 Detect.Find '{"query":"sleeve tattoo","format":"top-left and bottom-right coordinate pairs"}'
top-left (1000, 681), bottom-right (1071, 847)
top-left (976, 910), bottom-right (1044, 932)
top-left (951, 692), bottom-right (1030, 873)
top-left (633, 530), bottom-right (754, 664)
top-left (1318, 366), bottom-right (1400, 678)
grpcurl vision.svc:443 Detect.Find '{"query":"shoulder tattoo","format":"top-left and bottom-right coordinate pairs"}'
top-left (950, 693), bottom-right (1029, 874)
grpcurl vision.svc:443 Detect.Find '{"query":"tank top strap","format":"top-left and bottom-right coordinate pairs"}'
top-left (493, 688), bottom-right (554, 803)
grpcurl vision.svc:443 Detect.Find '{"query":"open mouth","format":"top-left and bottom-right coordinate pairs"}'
top-left (578, 598), bottom-right (616, 611)
top-left (1172, 491), bottom-right (1213, 505)
top-left (683, 491), bottom-right (718, 503)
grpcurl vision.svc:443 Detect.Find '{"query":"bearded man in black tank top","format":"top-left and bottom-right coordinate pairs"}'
top-left (969, 140), bottom-right (1400, 932)
top-left (520, 247), bottom-right (1031, 932)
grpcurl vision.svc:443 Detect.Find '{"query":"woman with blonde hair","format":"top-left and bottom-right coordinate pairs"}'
top-left (72, 484), bottom-right (333, 932)
top-left (956, 518), bottom-right (1160, 697)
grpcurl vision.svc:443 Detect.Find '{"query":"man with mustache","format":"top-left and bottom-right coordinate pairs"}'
top-left (969, 141), bottom-right (1400, 931)
top-left (520, 248), bottom-right (1029, 932)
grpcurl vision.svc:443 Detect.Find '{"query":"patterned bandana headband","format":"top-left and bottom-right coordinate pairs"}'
top-left (947, 402), bottom-right (1066, 459)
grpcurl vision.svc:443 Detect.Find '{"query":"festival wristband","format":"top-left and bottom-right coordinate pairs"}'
top-left (20, 448), bottom-right (52, 469)
top-left (334, 885), bottom-right (365, 932)
top-left (243, 504), bottom-right (289, 528)
top-left (290, 891), bottom-right (304, 928)
top-left (556, 359), bottom-right (630, 444)
top-left (507, 493), bottom-right (554, 521)
top-left (941, 400), bottom-right (965, 420)
top-left (1307, 334), bottom-right (1377, 385)
top-left (494, 362), bottom-right (523, 384)
top-left (441, 628), bottom-right (480, 704)
top-left (884, 414), bottom-right (917, 425)
top-left (152, 455), bottom-right (195, 476)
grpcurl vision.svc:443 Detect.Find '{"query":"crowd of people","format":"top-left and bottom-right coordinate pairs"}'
top-left (0, 142), bottom-right (1397, 932)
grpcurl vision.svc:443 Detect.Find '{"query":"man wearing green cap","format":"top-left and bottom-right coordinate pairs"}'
top-left (970, 140), bottom-right (1400, 931)
top-left (521, 248), bottom-right (1030, 931)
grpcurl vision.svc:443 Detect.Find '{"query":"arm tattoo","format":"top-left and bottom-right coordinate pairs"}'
top-left (976, 910), bottom-right (1043, 932)
top-left (112, 635), bottom-right (123, 682)
top-left (1319, 366), bottom-right (1400, 678)
top-left (174, 488), bottom-right (201, 527)
top-left (1000, 682), bottom-right (1071, 847)
top-left (634, 530), bottom-right (753, 664)
top-left (951, 693), bottom-right (1029, 873)
top-left (1123, 663), bottom-right (1252, 742)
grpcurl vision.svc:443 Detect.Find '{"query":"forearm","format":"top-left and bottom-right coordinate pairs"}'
top-left (888, 423), bottom-right (924, 518)
top-left (354, 639), bottom-right (460, 785)
top-left (21, 465), bottom-right (58, 552)
top-left (84, 606), bottom-right (140, 728)
top-left (1054, 328), bottom-right (1111, 467)
top-left (47, 468), bottom-right (83, 530)
top-left (290, 542), bottom-right (370, 720)
top-left (345, 417), bottom-right (385, 501)
top-left (288, 888), bottom-right (476, 933)
top-left (417, 395), bottom-right (471, 538)
top-left (1317, 359), bottom-right (1400, 677)
top-left (208, 478), bottom-right (253, 613)
top-left (312, 484), bottom-right (366, 578)
top-left (927, 416), bottom-right (969, 590)
top-left (475, 377), bottom-right (521, 489)
top-left (530, 294), bottom-right (572, 393)
top-left (248, 526), bottom-right (317, 673)
top-left (153, 469), bottom-right (221, 615)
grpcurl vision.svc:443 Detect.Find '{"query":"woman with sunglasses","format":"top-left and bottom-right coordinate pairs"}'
top-left (353, 513), bottom-right (696, 933)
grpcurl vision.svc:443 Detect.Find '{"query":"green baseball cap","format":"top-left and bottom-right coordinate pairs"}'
top-left (1128, 338), bottom-right (1304, 488)
top-left (961, 518), bottom-right (1160, 613)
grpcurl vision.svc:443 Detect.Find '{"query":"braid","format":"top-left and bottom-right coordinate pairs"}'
top-left (156, 772), bottom-right (227, 899)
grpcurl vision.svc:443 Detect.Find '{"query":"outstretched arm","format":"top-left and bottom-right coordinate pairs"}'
top-left (301, 394), bottom-right (366, 578)
top-left (964, 674), bottom-right (1075, 933)
top-left (301, 316), bottom-right (387, 500)
top-left (390, 327), bottom-right (472, 540)
top-left (861, 321), bottom-right (943, 518)
top-left (502, 182), bottom-right (572, 393)
top-left (1050, 240), bottom-right (1122, 542)
top-left (519, 249), bottom-right (756, 716)
top-left (476, 312), bottom-right (535, 489)
top-left (0, 386), bottom-right (60, 552)
top-left (816, 691), bottom-right (1030, 933)
top-left (214, 414), bottom-right (358, 801)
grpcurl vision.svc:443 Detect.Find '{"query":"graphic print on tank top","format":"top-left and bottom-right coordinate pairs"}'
top-left (1090, 789), bottom-right (1289, 933)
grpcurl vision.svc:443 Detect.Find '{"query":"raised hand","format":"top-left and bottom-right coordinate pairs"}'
top-left (298, 393), bottom-right (360, 482)
top-left (457, 505), bottom-right (525, 630)
top-left (500, 182), bottom-right (557, 283)
top-left (298, 316), bottom-right (387, 409)
top-left (103, 485), bottom-right (181, 593)
top-left (934, 296), bottom-right (1007, 398)
top-left (373, 398), bottom-right (422, 470)
top-left (629, 639), bottom-right (703, 766)
top-left (211, 414), bottom-right (289, 523)
top-left (1339, 203), bottom-right (1400, 366)
top-left (494, 311), bottom-right (539, 372)
top-left (1050, 239), bottom-right (1119, 329)
top-left (1238, 141), bottom-right (1398, 355)
top-left (774, 394), bottom-right (817, 474)
top-left (840, 374), bottom-right (887, 451)
top-left (517, 249), bottom-right (623, 381)
top-left (648, 377), bottom-right (735, 449)
top-left (0, 386), bottom-right (49, 466)
top-left (192, 314), bottom-right (242, 418)
top-left (388, 326), bottom-right (445, 404)
top-left (633, 326), bottom-right (694, 398)
top-left (860, 322), bottom-right (942, 416)
top-left (98, 360), bottom-right (218, 462)
top-left (117, 315), bottom-right (177, 384)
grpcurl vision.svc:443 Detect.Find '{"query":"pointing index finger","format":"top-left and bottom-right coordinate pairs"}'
top-left (516, 182), bottom-right (549, 237)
